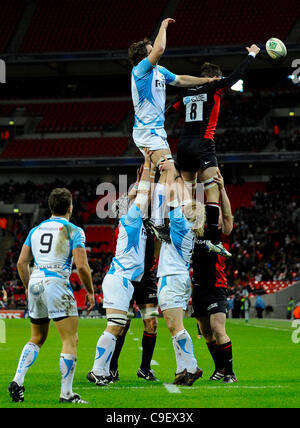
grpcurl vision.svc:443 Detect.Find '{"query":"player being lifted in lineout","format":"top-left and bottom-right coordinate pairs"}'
top-left (167, 44), bottom-right (260, 257)
top-left (128, 18), bottom-right (219, 242)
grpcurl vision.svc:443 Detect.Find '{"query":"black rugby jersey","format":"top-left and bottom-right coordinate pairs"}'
top-left (168, 54), bottom-right (255, 140)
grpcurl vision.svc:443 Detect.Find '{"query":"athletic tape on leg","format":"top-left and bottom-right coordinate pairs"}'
top-left (202, 176), bottom-right (218, 190)
top-left (107, 314), bottom-right (128, 327)
top-left (140, 307), bottom-right (159, 320)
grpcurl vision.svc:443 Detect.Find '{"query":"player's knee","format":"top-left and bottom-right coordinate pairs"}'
top-left (106, 313), bottom-right (127, 338)
top-left (199, 327), bottom-right (213, 342)
top-left (211, 324), bottom-right (226, 342)
top-left (30, 334), bottom-right (46, 348)
top-left (143, 317), bottom-right (158, 334)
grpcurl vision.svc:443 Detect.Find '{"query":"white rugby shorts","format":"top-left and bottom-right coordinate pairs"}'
top-left (102, 273), bottom-right (134, 312)
top-left (133, 128), bottom-right (170, 153)
top-left (28, 277), bottom-right (78, 320)
top-left (158, 273), bottom-right (191, 311)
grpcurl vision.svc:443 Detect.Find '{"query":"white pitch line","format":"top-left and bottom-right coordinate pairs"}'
top-left (181, 385), bottom-right (289, 390)
top-left (163, 383), bottom-right (181, 394)
top-left (133, 338), bottom-right (139, 341)
top-left (151, 360), bottom-right (159, 366)
top-left (246, 324), bottom-right (290, 332)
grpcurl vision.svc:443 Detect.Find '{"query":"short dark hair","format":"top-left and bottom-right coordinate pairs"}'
top-left (128, 38), bottom-right (152, 66)
top-left (48, 188), bottom-right (72, 216)
top-left (200, 62), bottom-right (222, 78)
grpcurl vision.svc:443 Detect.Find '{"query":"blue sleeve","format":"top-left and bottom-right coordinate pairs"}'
top-left (24, 233), bottom-right (32, 247)
top-left (73, 227), bottom-right (86, 249)
top-left (169, 206), bottom-right (191, 234)
top-left (122, 203), bottom-right (142, 227)
top-left (24, 227), bottom-right (38, 248)
top-left (159, 66), bottom-right (177, 84)
top-left (133, 58), bottom-right (154, 78)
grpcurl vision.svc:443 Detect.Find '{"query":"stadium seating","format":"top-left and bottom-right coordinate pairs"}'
top-left (0, 137), bottom-right (129, 158)
top-left (85, 226), bottom-right (116, 254)
top-left (0, 0), bottom-right (25, 52)
top-left (167, 0), bottom-right (300, 47)
top-left (20, 0), bottom-right (168, 52)
top-left (0, 100), bottom-right (132, 133)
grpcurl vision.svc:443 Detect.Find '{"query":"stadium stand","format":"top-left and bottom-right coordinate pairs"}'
top-left (0, 100), bottom-right (132, 132)
top-left (0, 137), bottom-right (129, 158)
top-left (0, 0), bottom-right (25, 52)
top-left (20, 0), bottom-right (168, 52)
top-left (167, 0), bottom-right (300, 47)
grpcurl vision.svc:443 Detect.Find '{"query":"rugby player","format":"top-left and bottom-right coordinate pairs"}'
top-left (192, 170), bottom-right (237, 383)
top-left (109, 167), bottom-right (159, 382)
top-left (168, 44), bottom-right (260, 256)
top-left (129, 18), bottom-right (218, 240)
top-left (87, 150), bottom-right (153, 386)
top-left (9, 188), bottom-right (95, 403)
top-left (157, 156), bottom-right (205, 386)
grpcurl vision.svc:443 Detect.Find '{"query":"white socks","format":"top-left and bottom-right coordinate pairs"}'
top-left (172, 329), bottom-right (198, 374)
top-left (92, 331), bottom-right (117, 376)
top-left (13, 342), bottom-right (40, 386)
top-left (60, 353), bottom-right (77, 399)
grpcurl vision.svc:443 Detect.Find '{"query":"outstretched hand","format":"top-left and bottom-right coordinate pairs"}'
top-left (246, 44), bottom-right (260, 56)
top-left (161, 18), bottom-right (175, 29)
top-left (158, 155), bottom-right (174, 172)
top-left (213, 169), bottom-right (225, 191)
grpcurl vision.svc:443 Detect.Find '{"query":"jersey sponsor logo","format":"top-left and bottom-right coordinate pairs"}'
top-left (155, 80), bottom-right (166, 89)
top-left (183, 94), bottom-right (207, 104)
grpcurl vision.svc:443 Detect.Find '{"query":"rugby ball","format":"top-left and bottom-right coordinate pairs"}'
top-left (266, 38), bottom-right (287, 59)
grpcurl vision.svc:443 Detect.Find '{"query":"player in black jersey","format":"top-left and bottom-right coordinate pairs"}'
top-left (108, 169), bottom-right (159, 383)
top-left (168, 44), bottom-right (260, 257)
top-left (192, 171), bottom-right (237, 383)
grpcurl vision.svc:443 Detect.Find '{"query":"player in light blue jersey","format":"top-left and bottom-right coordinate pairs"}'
top-left (128, 18), bottom-right (218, 239)
top-left (157, 156), bottom-right (205, 386)
top-left (9, 188), bottom-right (95, 404)
top-left (87, 150), bottom-right (153, 386)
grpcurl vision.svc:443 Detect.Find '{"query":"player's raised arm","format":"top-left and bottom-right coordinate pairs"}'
top-left (159, 156), bottom-right (178, 205)
top-left (17, 244), bottom-right (33, 291)
top-left (209, 44), bottom-right (260, 92)
top-left (213, 170), bottom-right (233, 235)
top-left (134, 149), bottom-right (153, 212)
top-left (148, 18), bottom-right (175, 66)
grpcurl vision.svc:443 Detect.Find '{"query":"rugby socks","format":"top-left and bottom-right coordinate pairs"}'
top-left (110, 322), bottom-right (130, 372)
top-left (217, 341), bottom-right (233, 375)
top-left (60, 353), bottom-right (77, 399)
top-left (151, 183), bottom-right (166, 226)
top-left (173, 329), bottom-right (198, 374)
top-left (206, 340), bottom-right (220, 370)
top-left (172, 336), bottom-right (186, 374)
top-left (140, 331), bottom-right (157, 372)
top-left (205, 203), bottom-right (220, 244)
top-left (13, 342), bottom-right (40, 386)
top-left (93, 331), bottom-right (117, 376)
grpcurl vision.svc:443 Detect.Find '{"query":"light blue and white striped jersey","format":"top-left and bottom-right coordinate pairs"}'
top-left (131, 57), bottom-right (177, 129)
top-left (24, 216), bottom-right (86, 280)
top-left (157, 206), bottom-right (194, 277)
top-left (108, 203), bottom-right (147, 281)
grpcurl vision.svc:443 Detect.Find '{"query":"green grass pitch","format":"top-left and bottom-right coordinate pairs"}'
top-left (0, 317), bottom-right (299, 408)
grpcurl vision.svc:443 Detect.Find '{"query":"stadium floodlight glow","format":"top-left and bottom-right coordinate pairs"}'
top-left (231, 79), bottom-right (243, 92)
